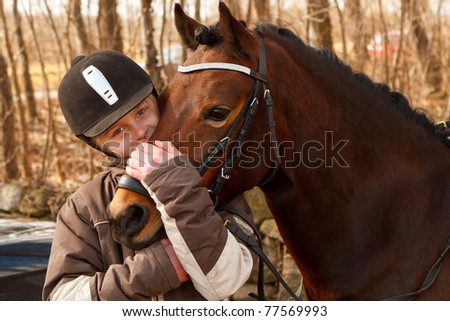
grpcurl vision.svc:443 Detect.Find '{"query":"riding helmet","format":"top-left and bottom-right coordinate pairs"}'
top-left (58, 50), bottom-right (158, 147)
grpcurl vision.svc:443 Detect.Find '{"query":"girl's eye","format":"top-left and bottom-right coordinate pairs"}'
top-left (205, 107), bottom-right (231, 121)
top-left (113, 127), bottom-right (123, 137)
top-left (137, 108), bottom-right (146, 117)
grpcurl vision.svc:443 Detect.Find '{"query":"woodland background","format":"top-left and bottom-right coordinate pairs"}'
top-left (0, 0), bottom-right (449, 299)
top-left (1, 0), bottom-right (449, 187)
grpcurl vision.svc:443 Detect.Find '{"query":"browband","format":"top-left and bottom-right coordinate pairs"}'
top-left (178, 62), bottom-right (266, 82)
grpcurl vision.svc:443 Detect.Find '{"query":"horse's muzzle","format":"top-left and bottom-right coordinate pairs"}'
top-left (108, 203), bottom-right (152, 250)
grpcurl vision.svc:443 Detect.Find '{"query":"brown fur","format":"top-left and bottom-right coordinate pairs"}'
top-left (109, 3), bottom-right (450, 300)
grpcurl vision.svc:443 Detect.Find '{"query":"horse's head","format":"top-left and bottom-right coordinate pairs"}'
top-left (155, 3), bottom-right (278, 195)
top-left (108, 3), bottom-right (277, 249)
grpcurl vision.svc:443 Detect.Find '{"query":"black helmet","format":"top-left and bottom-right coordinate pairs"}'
top-left (58, 50), bottom-right (157, 143)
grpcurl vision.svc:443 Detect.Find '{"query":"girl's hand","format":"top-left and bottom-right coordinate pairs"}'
top-left (126, 141), bottom-right (181, 180)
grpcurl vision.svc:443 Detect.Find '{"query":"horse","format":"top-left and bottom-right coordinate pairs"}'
top-left (108, 3), bottom-right (450, 300)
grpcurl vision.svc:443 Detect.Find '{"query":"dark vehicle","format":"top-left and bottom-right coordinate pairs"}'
top-left (0, 218), bottom-right (55, 300)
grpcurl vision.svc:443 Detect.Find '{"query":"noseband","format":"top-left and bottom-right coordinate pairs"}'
top-left (117, 174), bottom-right (151, 198)
top-left (177, 32), bottom-right (281, 197)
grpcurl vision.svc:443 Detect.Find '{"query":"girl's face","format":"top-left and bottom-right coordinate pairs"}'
top-left (95, 95), bottom-right (159, 158)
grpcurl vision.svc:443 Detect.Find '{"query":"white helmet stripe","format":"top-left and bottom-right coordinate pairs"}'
top-left (82, 65), bottom-right (119, 105)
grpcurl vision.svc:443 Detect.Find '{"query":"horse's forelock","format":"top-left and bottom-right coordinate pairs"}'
top-left (194, 25), bottom-right (221, 46)
top-left (194, 19), bottom-right (248, 48)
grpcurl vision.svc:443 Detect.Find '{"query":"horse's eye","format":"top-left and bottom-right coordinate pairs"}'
top-left (205, 107), bottom-right (230, 121)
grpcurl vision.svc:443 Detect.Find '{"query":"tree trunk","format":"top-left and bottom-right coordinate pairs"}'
top-left (246, 0), bottom-right (253, 22)
top-left (142, 0), bottom-right (164, 93)
top-left (97, 0), bottom-right (123, 51)
top-left (44, 0), bottom-right (69, 69)
top-left (0, 55), bottom-right (20, 180)
top-left (70, 0), bottom-right (94, 53)
top-left (254, 0), bottom-right (271, 21)
top-left (405, 0), bottom-right (444, 95)
top-left (344, 0), bottom-right (367, 71)
top-left (13, 0), bottom-right (38, 121)
top-left (1, 0), bottom-right (31, 179)
top-left (195, 0), bottom-right (201, 21)
top-left (221, 0), bottom-right (242, 20)
top-left (392, 0), bottom-right (407, 92)
top-left (159, 0), bottom-right (167, 67)
top-left (21, 3), bottom-right (63, 182)
top-left (333, 0), bottom-right (347, 60)
top-left (377, 0), bottom-right (390, 82)
top-left (307, 0), bottom-right (333, 50)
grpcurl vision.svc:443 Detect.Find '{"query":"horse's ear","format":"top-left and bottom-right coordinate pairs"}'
top-left (174, 3), bottom-right (204, 50)
top-left (218, 2), bottom-right (253, 52)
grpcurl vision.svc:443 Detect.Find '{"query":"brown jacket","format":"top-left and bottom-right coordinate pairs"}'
top-left (42, 155), bottom-right (255, 300)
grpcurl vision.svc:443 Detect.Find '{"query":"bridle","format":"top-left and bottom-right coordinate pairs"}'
top-left (177, 32), bottom-right (281, 197)
top-left (175, 32), bottom-right (299, 301)
top-left (117, 32), bottom-right (296, 301)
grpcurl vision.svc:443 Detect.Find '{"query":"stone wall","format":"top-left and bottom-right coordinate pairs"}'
top-left (0, 182), bottom-right (72, 219)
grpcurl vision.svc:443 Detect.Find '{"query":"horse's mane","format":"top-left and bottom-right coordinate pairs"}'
top-left (255, 23), bottom-right (442, 131)
top-left (194, 22), bottom-right (449, 146)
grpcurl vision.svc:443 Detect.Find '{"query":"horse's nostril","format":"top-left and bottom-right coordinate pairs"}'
top-left (121, 205), bottom-right (149, 237)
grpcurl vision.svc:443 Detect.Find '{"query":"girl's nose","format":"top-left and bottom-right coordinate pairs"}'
top-left (130, 123), bottom-right (147, 141)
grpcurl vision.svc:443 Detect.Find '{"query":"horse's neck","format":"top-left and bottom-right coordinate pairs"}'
top-left (263, 73), bottom-right (450, 299)
top-left (263, 144), bottom-right (450, 299)
top-left (272, 62), bottom-right (449, 204)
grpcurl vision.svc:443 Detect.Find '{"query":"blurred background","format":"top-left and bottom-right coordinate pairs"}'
top-left (0, 0), bottom-right (449, 300)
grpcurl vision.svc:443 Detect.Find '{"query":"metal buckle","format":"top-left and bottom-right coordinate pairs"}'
top-left (221, 167), bottom-right (230, 180)
top-left (437, 121), bottom-right (448, 130)
top-left (219, 136), bottom-right (231, 144)
top-left (250, 97), bottom-right (258, 107)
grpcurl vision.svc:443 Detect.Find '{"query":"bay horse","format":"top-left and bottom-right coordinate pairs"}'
top-left (108, 3), bottom-right (450, 300)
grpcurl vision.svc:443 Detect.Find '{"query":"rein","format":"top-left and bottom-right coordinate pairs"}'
top-left (385, 235), bottom-right (450, 300)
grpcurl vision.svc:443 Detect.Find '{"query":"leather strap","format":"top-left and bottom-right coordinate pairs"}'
top-left (218, 203), bottom-right (301, 301)
top-left (117, 175), bottom-right (151, 199)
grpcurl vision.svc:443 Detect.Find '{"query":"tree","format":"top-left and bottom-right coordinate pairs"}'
top-left (344, 0), bottom-right (367, 70)
top-left (307, 0), bottom-right (333, 49)
top-left (13, 0), bottom-right (37, 120)
top-left (22, 2), bottom-right (65, 182)
top-left (220, 0), bottom-right (242, 20)
top-left (70, 0), bottom-right (94, 53)
top-left (254, 0), bottom-right (271, 21)
top-left (0, 55), bottom-right (20, 180)
top-left (97, 0), bottom-right (123, 51)
top-left (1, 0), bottom-right (31, 179)
top-left (142, 0), bottom-right (164, 92)
top-left (405, 0), bottom-right (444, 96)
top-left (43, 0), bottom-right (69, 69)
top-left (195, 0), bottom-right (201, 21)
